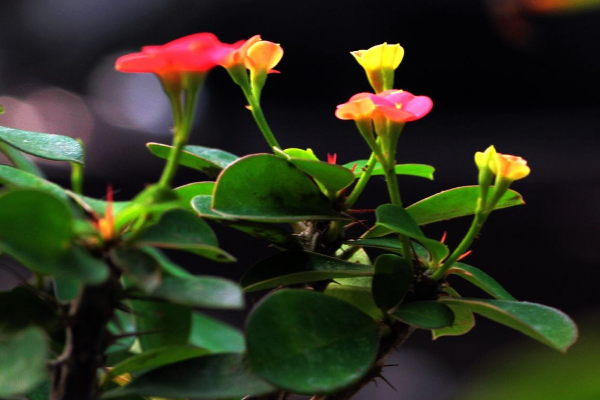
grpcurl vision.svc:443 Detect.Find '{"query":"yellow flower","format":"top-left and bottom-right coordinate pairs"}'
top-left (491, 153), bottom-right (531, 181)
top-left (351, 43), bottom-right (404, 93)
top-left (475, 145), bottom-right (497, 171)
top-left (245, 41), bottom-right (284, 74)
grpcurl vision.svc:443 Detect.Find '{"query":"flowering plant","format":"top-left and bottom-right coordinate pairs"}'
top-left (0, 34), bottom-right (576, 400)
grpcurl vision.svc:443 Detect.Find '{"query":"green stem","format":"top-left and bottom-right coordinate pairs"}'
top-left (158, 87), bottom-right (198, 188)
top-left (430, 210), bottom-right (488, 280)
top-left (346, 151), bottom-right (378, 208)
top-left (243, 88), bottom-right (281, 150)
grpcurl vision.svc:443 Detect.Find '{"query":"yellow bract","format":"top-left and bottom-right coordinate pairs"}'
top-left (351, 43), bottom-right (404, 93)
top-left (491, 153), bottom-right (531, 181)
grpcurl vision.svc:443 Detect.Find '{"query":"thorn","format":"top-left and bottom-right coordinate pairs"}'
top-left (457, 250), bottom-right (473, 261)
top-left (110, 328), bottom-right (164, 341)
top-left (382, 364), bottom-right (399, 368)
top-left (245, 105), bottom-right (253, 111)
top-left (327, 153), bottom-right (337, 165)
top-left (440, 231), bottom-right (447, 243)
top-left (350, 163), bottom-right (358, 173)
top-left (378, 374), bottom-right (397, 392)
top-left (348, 209), bottom-right (376, 214)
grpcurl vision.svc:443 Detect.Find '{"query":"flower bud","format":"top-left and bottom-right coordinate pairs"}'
top-left (491, 153), bottom-right (531, 181)
top-left (351, 43), bottom-right (404, 93)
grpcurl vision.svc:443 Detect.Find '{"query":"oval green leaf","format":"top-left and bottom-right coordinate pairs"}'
top-left (440, 298), bottom-right (578, 352)
top-left (447, 263), bottom-right (516, 300)
top-left (345, 160), bottom-right (435, 180)
top-left (189, 313), bottom-right (245, 353)
top-left (376, 204), bottom-right (449, 265)
top-left (0, 126), bottom-right (84, 164)
top-left (133, 208), bottom-right (235, 263)
top-left (174, 182), bottom-right (215, 206)
top-left (0, 142), bottom-right (43, 176)
top-left (325, 278), bottom-right (384, 321)
top-left (103, 353), bottom-right (275, 399)
top-left (147, 143), bottom-right (238, 177)
top-left (246, 289), bottom-right (379, 394)
top-left (0, 327), bottom-right (48, 397)
top-left (392, 301), bottom-right (455, 329)
top-left (432, 287), bottom-right (475, 339)
top-left (152, 276), bottom-right (244, 309)
top-left (289, 158), bottom-right (355, 193)
top-left (106, 345), bottom-right (210, 381)
top-left (343, 236), bottom-right (430, 263)
top-left (240, 251), bottom-right (373, 292)
top-left (0, 189), bottom-right (108, 283)
top-left (407, 186), bottom-right (525, 226)
top-left (212, 154), bottom-right (342, 222)
top-left (372, 254), bottom-right (413, 311)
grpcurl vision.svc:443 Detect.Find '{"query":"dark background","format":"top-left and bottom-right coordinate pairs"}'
top-left (0, 0), bottom-right (599, 398)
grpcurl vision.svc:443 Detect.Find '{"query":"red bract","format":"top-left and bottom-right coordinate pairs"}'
top-left (115, 33), bottom-right (230, 79)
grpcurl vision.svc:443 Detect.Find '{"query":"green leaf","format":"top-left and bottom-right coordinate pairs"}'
top-left (147, 143), bottom-right (238, 177)
top-left (447, 263), bottom-right (516, 300)
top-left (106, 345), bottom-right (210, 381)
top-left (0, 327), bottom-right (48, 397)
top-left (107, 310), bottom-right (137, 354)
top-left (129, 300), bottom-right (191, 351)
top-left (0, 126), bottom-right (84, 164)
top-left (192, 195), bottom-right (302, 249)
top-left (345, 160), bottom-right (435, 180)
top-left (189, 313), bottom-right (245, 353)
top-left (112, 249), bottom-right (162, 293)
top-left (325, 278), bottom-right (384, 321)
top-left (0, 166), bottom-right (68, 201)
top-left (343, 236), bottom-right (430, 263)
top-left (376, 204), bottom-right (449, 265)
top-left (213, 154), bottom-right (342, 222)
top-left (174, 182), bottom-right (215, 206)
top-left (407, 186), bottom-right (525, 226)
top-left (432, 287), bottom-right (475, 339)
top-left (25, 381), bottom-right (50, 400)
top-left (0, 189), bottom-right (109, 283)
top-left (133, 208), bottom-right (235, 263)
top-left (392, 301), bottom-right (455, 329)
top-left (141, 247), bottom-right (192, 279)
top-left (289, 158), bottom-right (355, 193)
top-left (151, 276), bottom-right (244, 310)
top-left (240, 251), bottom-right (373, 292)
top-left (440, 298), bottom-right (578, 352)
top-left (0, 287), bottom-right (60, 334)
top-left (246, 289), bottom-right (379, 394)
top-left (102, 353), bottom-right (275, 399)
top-left (53, 278), bottom-right (81, 302)
top-left (114, 185), bottom-right (183, 233)
top-left (283, 148), bottom-right (319, 160)
top-left (67, 191), bottom-right (130, 217)
top-left (372, 254), bottom-right (413, 311)
top-left (0, 142), bottom-right (43, 177)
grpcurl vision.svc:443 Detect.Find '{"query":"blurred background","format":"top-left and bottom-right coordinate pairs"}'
top-left (0, 0), bottom-right (599, 398)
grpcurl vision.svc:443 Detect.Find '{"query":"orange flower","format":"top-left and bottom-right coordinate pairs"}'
top-left (490, 153), bottom-right (531, 181)
top-left (335, 90), bottom-right (432, 124)
top-left (245, 41), bottom-right (284, 74)
top-left (219, 35), bottom-right (262, 69)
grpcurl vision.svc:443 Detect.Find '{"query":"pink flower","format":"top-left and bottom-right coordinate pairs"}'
top-left (335, 90), bottom-right (433, 123)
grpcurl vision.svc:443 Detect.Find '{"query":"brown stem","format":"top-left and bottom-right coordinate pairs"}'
top-left (50, 270), bottom-right (121, 400)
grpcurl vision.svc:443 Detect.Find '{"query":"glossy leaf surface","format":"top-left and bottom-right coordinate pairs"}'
top-left (106, 345), bottom-right (210, 380)
top-left (246, 290), bottom-right (379, 394)
top-left (325, 277), bottom-right (384, 321)
top-left (392, 301), bottom-right (455, 329)
top-left (104, 353), bottom-right (275, 399)
top-left (441, 298), bottom-right (578, 352)
top-left (447, 263), bottom-right (516, 300)
top-left (189, 313), bottom-right (245, 353)
top-left (134, 208), bottom-right (235, 262)
top-left (174, 182), bottom-right (215, 206)
top-left (152, 276), bottom-right (243, 309)
top-left (240, 251), bottom-right (373, 292)
top-left (407, 186), bottom-right (524, 225)
top-left (213, 154), bottom-right (341, 222)
top-left (289, 158), bottom-right (355, 193)
top-left (345, 160), bottom-right (435, 180)
top-left (0, 126), bottom-right (84, 164)
top-left (372, 254), bottom-right (413, 311)
top-left (432, 287), bottom-right (475, 339)
top-left (376, 204), bottom-right (449, 264)
top-left (192, 195), bottom-right (302, 249)
top-left (147, 143), bottom-right (238, 177)
top-left (0, 327), bottom-right (48, 396)
top-left (0, 190), bottom-right (109, 283)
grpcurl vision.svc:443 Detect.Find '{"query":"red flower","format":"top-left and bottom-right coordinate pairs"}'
top-left (115, 33), bottom-right (230, 82)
